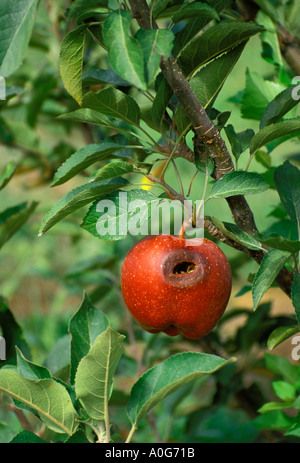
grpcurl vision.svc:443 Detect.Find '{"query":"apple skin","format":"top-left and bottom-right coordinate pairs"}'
top-left (121, 235), bottom-right (232, 340)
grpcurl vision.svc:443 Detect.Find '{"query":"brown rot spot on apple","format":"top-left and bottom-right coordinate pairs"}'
top-left (172, 261), bottom-right (196, 275)
top-left (163, 249), bottom-right (208, 289)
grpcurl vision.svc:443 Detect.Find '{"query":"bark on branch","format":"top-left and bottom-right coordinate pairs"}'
top-left (129, 0), bottom-right (258, 235)
top-left (204, 218), bottom-right (294, 296)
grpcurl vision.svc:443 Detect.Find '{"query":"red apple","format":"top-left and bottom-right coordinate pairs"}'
top-left (121, 234), bottom-right (232, 340)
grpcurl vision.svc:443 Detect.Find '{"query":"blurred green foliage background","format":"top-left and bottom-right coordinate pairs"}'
top-left (0, 0), bottom-right (299, 443)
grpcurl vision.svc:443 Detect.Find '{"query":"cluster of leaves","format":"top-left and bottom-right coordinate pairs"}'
top-left (0, 0), bottom-right (41, 248)
top-left (0, 0), bottom-right (81, 186)
top-left (222, 1), bottom-right (300, 346)
top-left (0, 0), bottom-right (300, 444)
top-left (38, 0), bottom-right (264, 234)
top-left (0, 162), bottom-right (37, 251)
top-left (254, 352), bottom-right (300, 437)
top-left (37, 0), bottom-right (300, 342)
top-left (0, 294), bottom-right (232, 443)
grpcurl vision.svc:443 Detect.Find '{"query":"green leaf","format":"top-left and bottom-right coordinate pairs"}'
top-left (151, 77), bottom-right (173, 130)
top-left (258, 400), bottom-right (294, 413)
top-left (254, 410), bottom-right (294, 430)
top-left (59, 109), bottom-right (146, 145)
top-left (241, 69), bottom-right (285, 121)
top-left (0, 0), bottom-right (39, 77)
top-left (252, 0), bottom-right (285, 26)
top-left (141, 106), bottom-right (169, 133)
top-left (69, 293), bottom-right (109, 384)
top-left (209, 171), bottom-right (269, 199)
top-left (214, 110), bottom-right (232, 130)
top-left (0, 201), bottom-right (38, 250)
top-left (82, 69), bottom-right (131, 87)
top-left (102, 10), bottom-right (146, 89)
top-left (16, 348), bottom-right (52, 381)
top-left (153, 0), bottom-right (172, 18)
top-left (60, 26), bottom-right (86, 106)
top-left (173, 2), bottom-right (219, 24)
top-left (26, 71), bottom-right (57, 128)
top-left (262, 167), bottom-right (278, 189)
top-left (255, 150), bottom-right (272, 169)
top-left (252, 250), bottom-right (291, 310)
top-left (89, 160), bottom-right (135, 182)
top-left (0, 161), bottom-right (16, 190)
top-left (254, 233), bottom-right (300, 253)
top-left (235, 285), bottom-right (252, 297)
top-left (260, 85), bottom-right (300, 129)
top-left (274, 161), bottom-right (300, 226)
top-left (224, 125), bottom-right (254, 161)
top-left (187, 405), bottom-right (258, 443)
top-left (64, 429), bottom-right (90, 443)
top-left (273, 381), bottom-right (296, 401)
top-left (73, 9), bottom-right (107, 24)
top-left (52, 143), bottom-right (127, 186)
top-left (292, 273), bottom-right (300, 326)
top-left (136, 29), bottom-right (174, 85)
top-left (10, 431), bottom-right (47, 443)
top-left (0, 86), bottom-right (24, 107)
top-left (83, 87), bottom-right (141, 126)
top-left (250, 120), bottom-right (300, 155)
top-left (0, 369), bottom-right (78, 435)
top-left (285, 422), bottom-right (300, 437)
top-left (194, 148), bottom-right (214, 177)
top-left (0, 296), bottom-right (30, 368)
top-left (224, 125), bottom-right (243, 161)
top-left (256, 10), bottom-right (282, 68)
top-left (205, 216), bottom-right (265, 252)
top-left (265, 352), bottom-right (299, 383)
top-left (0, 118), bottom-right (45, 154)
top-left (66, 0), bottom-right (109, 20)
top-left (127, 352), bottom-right (233, 427)
top-left (220, 222), bottom-right (264, 251)
top-left (176, 43), bottom-right (247, 134)
top-left (267, 326), bottom-right (300, 350)
top-left (43, 335), bottom-right (71, 378)
top-left (38, 178), bottom-right (128, 236)
top-left (59, 108), bottom-right (122, 130)
top-left (65, 254), bottom-right (116, 279)
top-left (172, 0), bottom-right (233, 58)
top-left (75, 327), bottom-right (125, 421)
top-left (236, 128), bottom-right (255, 153)
top-left (285, 0), bottom-right (300, 37)
top-left (81, 189), bottom-right (160, 241)
top-left (178, 22), bottom-right (263, 78)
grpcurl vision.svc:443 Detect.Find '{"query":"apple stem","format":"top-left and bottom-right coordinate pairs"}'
top-left (179, 222), bottom-right (186, 239)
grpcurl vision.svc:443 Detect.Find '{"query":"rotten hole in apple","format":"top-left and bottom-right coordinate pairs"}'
top-left (172, 261), bottom-right (197, 275)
